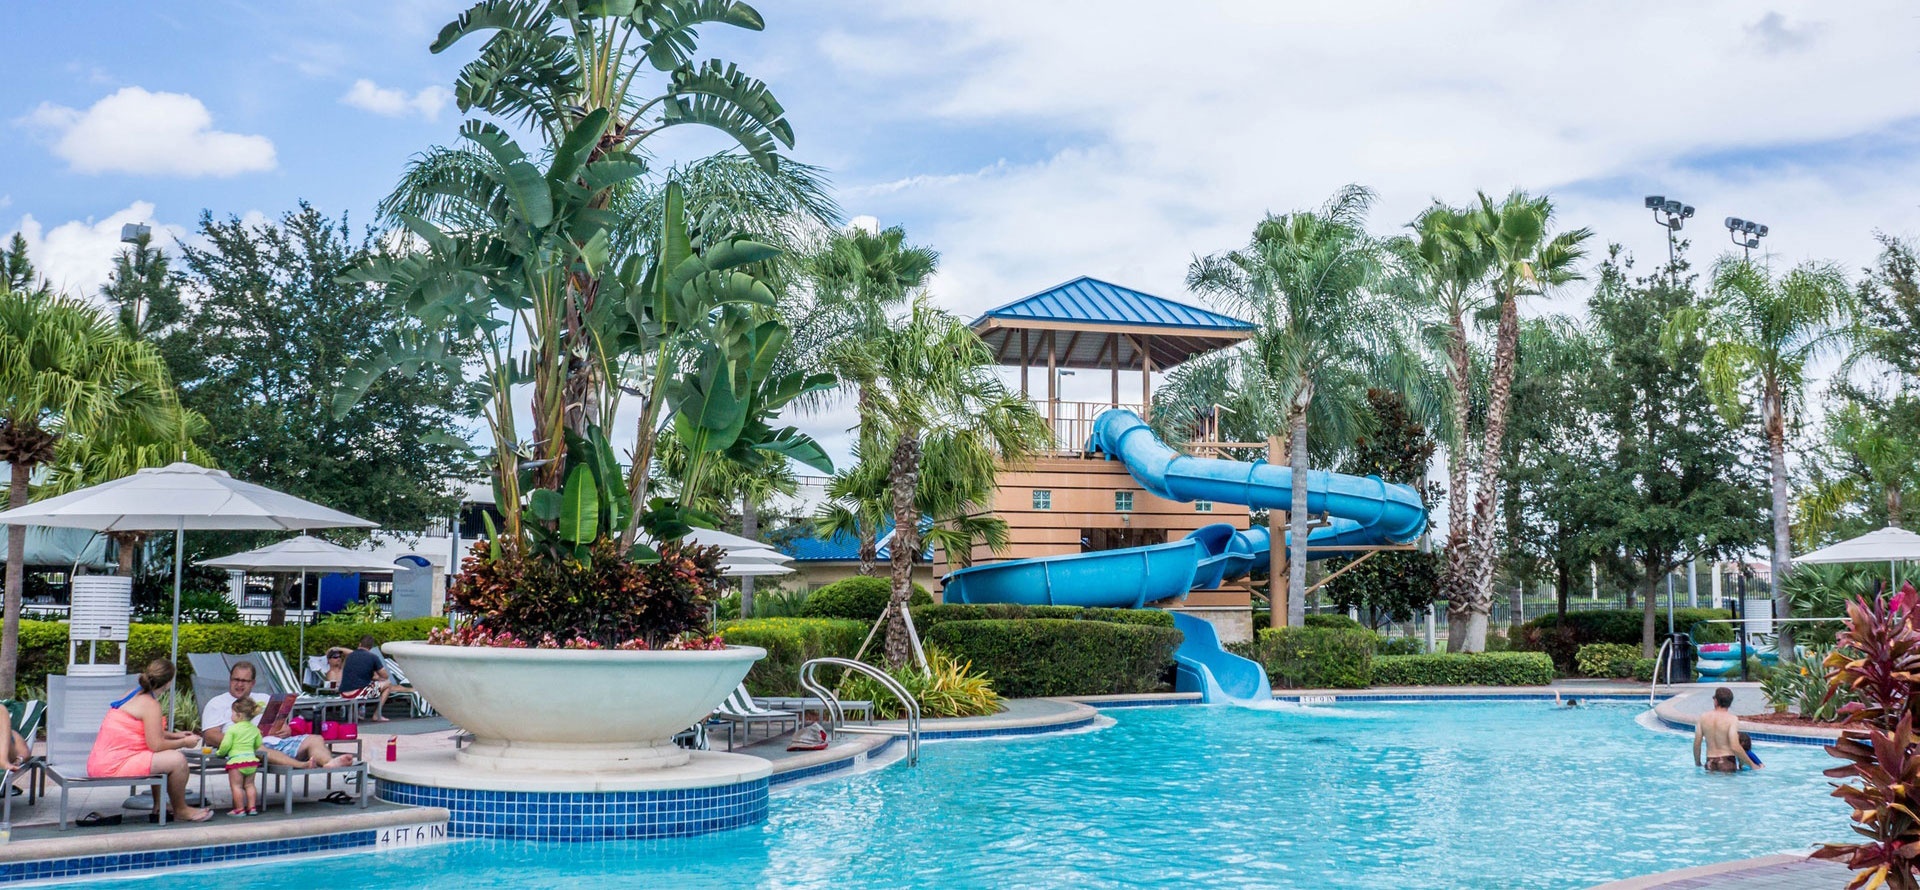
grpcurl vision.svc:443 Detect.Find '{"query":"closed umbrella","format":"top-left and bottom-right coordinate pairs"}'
top-left (0, 463), bottom-right (374, 722)
top-left (199, 535), bottom-right (399, 669)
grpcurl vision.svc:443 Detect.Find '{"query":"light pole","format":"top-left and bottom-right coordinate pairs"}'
top-left (1723, 216), bottom-right (1768, 262)
top-left (1644, 195), bottom-right (1693, 286)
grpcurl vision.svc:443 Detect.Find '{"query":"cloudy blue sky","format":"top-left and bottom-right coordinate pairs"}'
top-left (5, 1), bottom-right (1919, 491)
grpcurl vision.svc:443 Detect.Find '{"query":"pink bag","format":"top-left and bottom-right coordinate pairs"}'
top-left (288, 717), bottom-right (313, 736)
top-left (320, 721), bottom-right (358, 741)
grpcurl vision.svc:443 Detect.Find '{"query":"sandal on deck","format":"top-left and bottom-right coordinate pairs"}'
top-left (76, 812), bottom-right (122, 828)
top-left (318, 791), bottom-right (355, 805)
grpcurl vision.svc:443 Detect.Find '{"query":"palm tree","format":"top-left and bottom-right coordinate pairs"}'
top-left (835, 298), bottom-right (1050, 665)
top-left (1672, 257), bottom-right (1854, 650)
top-left (1185, 185), bottom-right (1425, 628)
top-left (44, 386), bottom-right (211, 576)
top-left (1797, 394), bottom-right (1919, 544)
top-left (815, 448), bottom-right (889, 576)
top-left (1435, 191), bottom-right (1590, 651)
top-left (0, 285), bottom-right (176, 694)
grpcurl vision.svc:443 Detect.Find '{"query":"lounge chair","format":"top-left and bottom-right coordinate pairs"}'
top-left (755, 695), bottom-right (876, 725)
top-left (376, 653), bottom-right (433, 718)
top-left (242, 652), bottom-right (354, 724)
top-left (712, 685), bottom-right (798, 741)
top-left (2, 699), bottom-right (47, 805)
top-left (35, 674), bottom-right (169, 830)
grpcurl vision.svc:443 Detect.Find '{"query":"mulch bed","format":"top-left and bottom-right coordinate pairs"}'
top-left (1740, 711), bottom-right (1845, 730)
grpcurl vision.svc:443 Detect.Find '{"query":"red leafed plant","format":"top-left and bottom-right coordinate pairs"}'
top-left (441, 537), bottom-right (727, 649)
top-left (1813, 582), bottom-right (1920, 890)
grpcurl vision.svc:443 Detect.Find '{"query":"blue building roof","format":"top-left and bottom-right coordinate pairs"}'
top-left (975, 276), bottom-right (1253, 332)
top-left (970, 276), bottom-right (1252, 371)
top-left (778, 519), bottom-right (933, 563)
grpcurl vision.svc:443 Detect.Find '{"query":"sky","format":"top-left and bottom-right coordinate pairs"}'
top-left (5, 1), bottom-right (1920, 512)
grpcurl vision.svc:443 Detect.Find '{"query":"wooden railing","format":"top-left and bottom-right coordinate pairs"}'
top-left (1033, 400), bottom-right (1263, 457)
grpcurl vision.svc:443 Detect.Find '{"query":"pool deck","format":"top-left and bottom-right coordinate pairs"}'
top-left (1650, 684), bottom-right (1843, 744)
top-left (1585, 853), bottom-right (1849, 889)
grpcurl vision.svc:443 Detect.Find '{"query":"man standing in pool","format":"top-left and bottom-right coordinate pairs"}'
top-left (1693, 687), bottom-right (1761, 773)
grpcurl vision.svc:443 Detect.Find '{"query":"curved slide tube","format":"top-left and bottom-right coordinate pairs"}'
top-left (940, 408), bottom-right (1428, 704)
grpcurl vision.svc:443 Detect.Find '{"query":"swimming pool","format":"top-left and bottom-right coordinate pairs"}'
top-left (47, 701), bottom-right (1840, 889)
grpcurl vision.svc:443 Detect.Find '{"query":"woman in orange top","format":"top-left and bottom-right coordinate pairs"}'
top-left (87, 659), bottom-right (213, 822)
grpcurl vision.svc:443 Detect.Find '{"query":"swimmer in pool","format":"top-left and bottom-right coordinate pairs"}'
top-left (1693, 687), bottom-right (1760, 773)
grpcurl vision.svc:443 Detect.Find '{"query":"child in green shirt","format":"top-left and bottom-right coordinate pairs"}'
top-left (216, 697), bottom-right (263, 816)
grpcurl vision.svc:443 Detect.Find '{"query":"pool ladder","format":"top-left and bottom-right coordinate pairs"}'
top-left (799, 657), bottom-right (921, 766)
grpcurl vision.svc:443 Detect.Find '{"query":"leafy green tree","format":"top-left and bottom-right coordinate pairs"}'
top-left (1596, 251), bottom-right (1767, 656)
top-left (0, 283), bottom-right (176, 693)
top-left (1669, 255), bottom-right (1854, 653)
top-left (0, 235), bottom-right (38, 294)
top-left (833, 297), bottom-right (1049, 665)
top-left (1323, 388), bottom-right (1441, 627)
top-left (168, 205), bottom-right (478, 620)
top-left (1797, 391), bottom-right (1920, 544)
top-left (1182, 185), bottom-right (1428, 629)
top-left (100, 230), bottom-right (186, 343)
top-left (1853, 234), bottom-right (1920, 377)
top-left (815, 444), bottom-right (889, 576)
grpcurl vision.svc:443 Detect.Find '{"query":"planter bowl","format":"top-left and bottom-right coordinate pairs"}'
top-left (384, 639), bottom-right (764, 773)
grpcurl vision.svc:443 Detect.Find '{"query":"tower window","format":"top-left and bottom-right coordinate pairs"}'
top-left (1032, 490), bottom-right (1052, 510)
top-left (1115, 492), bottom-right (1134, 512)
top-left (1195, 500), bottom-right (1213, 512)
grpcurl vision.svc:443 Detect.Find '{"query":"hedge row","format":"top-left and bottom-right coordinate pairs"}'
top-left (909, 603), bottom-right (1173, 640)
top-left (12, 618), bottom-right (447, 696)
top-left (1574, 643), bottom-right (1643, 678)
top-left (1373, 652), bottom-right (1556, 686)
top-left (924, 619), bottom-right (1182, 698)
top-left (1250, 612), bottom-right (1365, 631)
top-left (1518, 609), bottom-right (1731, 671)
top-left (716, 618), bottom-right (869, 696)
top-left (1228, 627), bottom-right (1375, 688)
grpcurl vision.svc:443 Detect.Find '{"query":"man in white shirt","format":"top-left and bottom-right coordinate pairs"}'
top-left (199, 661), bottom-right (354, 769)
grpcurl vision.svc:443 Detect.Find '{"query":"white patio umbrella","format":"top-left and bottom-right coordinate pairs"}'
top-left (199, 535), bottom-right (399, 667)
top-left (0, 463), bottom-right (374, 720)
top-left (1794, 526), bottom-right (1920, 588)
top-left (721, 562), bottom-right (794, 578)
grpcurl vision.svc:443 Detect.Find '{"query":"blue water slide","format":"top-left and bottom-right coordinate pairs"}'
top-left (938, 408), bottom-right (1428, 704)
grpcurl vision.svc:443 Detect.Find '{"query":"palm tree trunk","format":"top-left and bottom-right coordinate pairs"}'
top-left (858, 535), bottom-right (877, 576)
top-left (740, 493), bottom-right (758, 618)
top-left (1457, 292), bottom-right (1525, 651)
top-left (1764, 387), bottom-right (1794, 658)
top-left (1, 461), bottom-right (28, 697)
top-left (268, 574), bottom-right (291, 627)
top-left (111, 531), bottom-right (143, 577)
top-left (1287, 410), bottom-right (1310, 628)
top-left (884, 433), bottom-right (921, 668)
top-left (1440, 311), bottom-right (1479, 648)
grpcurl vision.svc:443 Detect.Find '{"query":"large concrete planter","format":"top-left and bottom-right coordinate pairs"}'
top-left (384, 640), bottom-right (764, 773)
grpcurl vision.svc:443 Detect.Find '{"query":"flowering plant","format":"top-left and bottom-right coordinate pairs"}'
top-left (1812, 582), bottom-right (1920, 890)
top-left (441, 537), bottom-right (726, 649)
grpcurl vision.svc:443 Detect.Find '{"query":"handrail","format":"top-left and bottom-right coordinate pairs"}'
top-left (799, 657), bottom-right (921, 766)
top-left (1649, 637), bottom-right (1673, 708)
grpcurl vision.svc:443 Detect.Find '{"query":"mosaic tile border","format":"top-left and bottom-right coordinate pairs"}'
top-left (1270, 692), bottom-right (1668, 704)
top-left (378, 779), bottom-right (770, 840)
top-left (1653, 715), bottom-right (1837, 747)
top-left (0, 829), bottom-right (376, 885)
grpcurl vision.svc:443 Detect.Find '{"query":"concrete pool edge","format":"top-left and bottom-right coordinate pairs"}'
top-left (1651, 687), bottom-right (1843, 746)
top-left (1582, 852), bottom-right (1844, 889)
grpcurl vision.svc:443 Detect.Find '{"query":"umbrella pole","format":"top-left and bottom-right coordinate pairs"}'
top-left (298, 569), bottom-right (306, 674)
top-left (168, 518), bottom-right (183, 731)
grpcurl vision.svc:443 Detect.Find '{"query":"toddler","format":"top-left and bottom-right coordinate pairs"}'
top-left (217, 697), bottom-right (263, 816)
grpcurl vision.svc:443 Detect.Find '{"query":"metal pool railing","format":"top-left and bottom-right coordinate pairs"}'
top-left (799, 657), bottom-right (921, 766)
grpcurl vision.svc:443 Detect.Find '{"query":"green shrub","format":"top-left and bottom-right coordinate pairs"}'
top-left (1372, 652), bottom-right (1556, 686)
top-left (924, 619), bottom-right (1181, 697)
top-left (10, 617), bottom-right (447, 698)
top-left (1228, 627), bottom-right (1374, 688)
top-left (1575, 643), bottom-right (1643, 678)
top-left (908, 603), bottom-right (1172, 640)
top-left (1375, 636), bottom-right (1424, 656)
top-left (716, 617), bottom-right (869, 696)
top-left (1303, 613), bottom-right (1361, 630)
top-left (1518, 608), bottom-right (1732, 671)
top-left (133, 590), bottom-right (239, 625)
top-left (799, 576), bottom-right (931, 622)
top-left (838, 647), bottom-right (1001, 719)
top-left (1629, 657), bottom-right (1658, 682)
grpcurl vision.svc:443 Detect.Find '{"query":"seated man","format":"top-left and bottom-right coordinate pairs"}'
top-left (339, 636), bottom-right (414, 723)
top-left (200, 662), bottom-right (353, 769)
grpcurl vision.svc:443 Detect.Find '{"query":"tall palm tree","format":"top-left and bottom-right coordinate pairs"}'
top-left (1185, 185), bottom-right (1425, 628)
top-left (787, 225), bottom-right (939, 410)
top-left (0, 285), bottom-right (175, 694)
top-left (44, 386), bottom-right (211, 576)
top-left (1797, 395), bottom-right (1919, 544)
top-left (835, 298), bottom-right (1049, 665)
top-left (814, 446), bottom-right (889, 576)
top-left (1672, 256), bottom-right (1853, 651)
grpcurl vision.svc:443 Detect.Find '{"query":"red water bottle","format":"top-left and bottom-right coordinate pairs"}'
top-left (386, 737), bottom-right (397, 762)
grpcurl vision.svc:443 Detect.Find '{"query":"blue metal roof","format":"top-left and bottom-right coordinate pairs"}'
top-left (974, 276), bottom-right (1253, 332)
top-left (778, 519), bottom-right (932, 563)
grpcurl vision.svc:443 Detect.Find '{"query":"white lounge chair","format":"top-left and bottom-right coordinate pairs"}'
top-left (712, 685), bottom-right (798, 741)
top-left (376, 653), bottom-right (433, 718)
top-left (40, 674), bottom-right (169, 830)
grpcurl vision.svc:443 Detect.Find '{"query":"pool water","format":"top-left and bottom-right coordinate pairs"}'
top-left (54, 702), bottom-right (1841, 890)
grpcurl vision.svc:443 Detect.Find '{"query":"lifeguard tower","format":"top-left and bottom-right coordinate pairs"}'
top-left (962, 276), bottom-right (1266, 642)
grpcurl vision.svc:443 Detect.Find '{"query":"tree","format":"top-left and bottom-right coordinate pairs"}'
top-left (1594, 250), bottom-right (1766, 656)
top-left (834, 298), bottom-right (1049, 666)
top-left (100, 229), bottom-right (186, 343)
top-left (1670, 255), bottom-right (1854, 655)
top-left (1852, 233), bottom-right (1920, 377)
top-left (0, 235), bottom-right (37, 294)
top-left (1184, 185), bottom-right (1426, 629)
top-left (1433, 191), bottom-right (1591, 651)
top-left (1797, 391), bottom-right (1920, 545)
top-left (1322, 389), bottom-right (1441, 627)
top-left (815, 446), bottom-right (889, 576)
top-left (0, 283), bottom-right (176, 694)
top-left (169, 206), bottom-right (478, 621)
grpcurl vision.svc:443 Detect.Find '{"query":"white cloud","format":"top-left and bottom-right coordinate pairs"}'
top-left (339, 79), bottom-right (452, 121)
top-left (20, 87), bottom-right (276, 177)
top-left (7, 202), bottom-right (190, 300)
